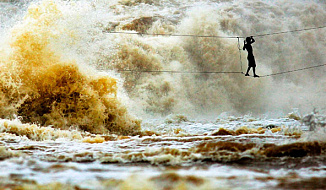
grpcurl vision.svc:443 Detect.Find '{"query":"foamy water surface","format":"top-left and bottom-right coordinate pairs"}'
top-left (1, 113), bottom-right (326, 189)
top-left (0, 0), bottom-right (325, 189)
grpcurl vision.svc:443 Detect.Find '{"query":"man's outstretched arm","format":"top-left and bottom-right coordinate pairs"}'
top-left (251, 37), bottom-right (255, 44)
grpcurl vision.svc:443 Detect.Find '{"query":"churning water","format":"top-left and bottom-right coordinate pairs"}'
top-left (0, 0), bottom-right (325, 189)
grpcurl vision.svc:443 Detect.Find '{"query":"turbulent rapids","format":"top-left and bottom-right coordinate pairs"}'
top-left (0, 0), bottom-right (325, 189)
top-left (0, 0), bottom-right (140, 135)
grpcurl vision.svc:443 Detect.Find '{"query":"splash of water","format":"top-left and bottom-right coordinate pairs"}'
top-left (0, 0), bottom-right (140, 135)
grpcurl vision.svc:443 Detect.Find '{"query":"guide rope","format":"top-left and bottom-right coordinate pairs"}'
top-left (108, 31), bottom-right (240, 39)
top-left (251, 25), bottom-right (326, 38)
top-left (107, 25), bottom-right (326, 39)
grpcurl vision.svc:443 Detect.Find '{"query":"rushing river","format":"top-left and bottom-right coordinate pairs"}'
top-left (0, 0), bottom-right (325, 189)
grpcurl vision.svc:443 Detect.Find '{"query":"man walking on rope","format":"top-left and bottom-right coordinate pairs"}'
top-left (243, 36), bottom-right (259, 77)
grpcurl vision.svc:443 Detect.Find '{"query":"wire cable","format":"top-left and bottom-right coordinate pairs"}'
top-left (118, 69), bottom-right (243, 74)
top-left (117, 64), bottom-right (325, 77)
top-left (107, 25), bottom-right (326, 39)
top-left (252, 25), bottom-right (326, 38)
top-left (108, 31), bottom-right (241, 38)
top-left (237, 37), bottom-right (244, 73)
top-left (110, 25), bottom-right (326, 77)
top-left (260, 64), bottom-right (326, 78)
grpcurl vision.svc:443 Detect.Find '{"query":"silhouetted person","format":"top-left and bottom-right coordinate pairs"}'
top-left (243, 36), bottom-right (259, 77)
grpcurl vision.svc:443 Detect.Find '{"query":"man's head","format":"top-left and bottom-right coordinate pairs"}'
top-left (246, 37), bottom-right (251, 43)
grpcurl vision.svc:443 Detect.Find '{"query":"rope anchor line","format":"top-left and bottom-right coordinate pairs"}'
top-left (237, 37), bottom-right (244, 74)
top-left (259, 63), bottom-right (326, 78)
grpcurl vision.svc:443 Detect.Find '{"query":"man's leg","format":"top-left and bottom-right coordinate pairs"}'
top-left (253, 67), bottom-right (259, 77)
top-left (245, 67), bottom-right (251, 76)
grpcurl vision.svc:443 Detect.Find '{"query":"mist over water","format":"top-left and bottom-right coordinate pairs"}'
top-left (0, 0), bottom-right (324, 127)
top-left (0, 1), bottom-right (326, 189)
top-left (92, 0), bottom-right (326, 117)
top-left (2, 0), bottom-right (325, 121)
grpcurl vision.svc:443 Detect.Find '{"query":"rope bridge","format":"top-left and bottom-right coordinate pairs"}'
top-left (108, 25), bottom-right (326, 78)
